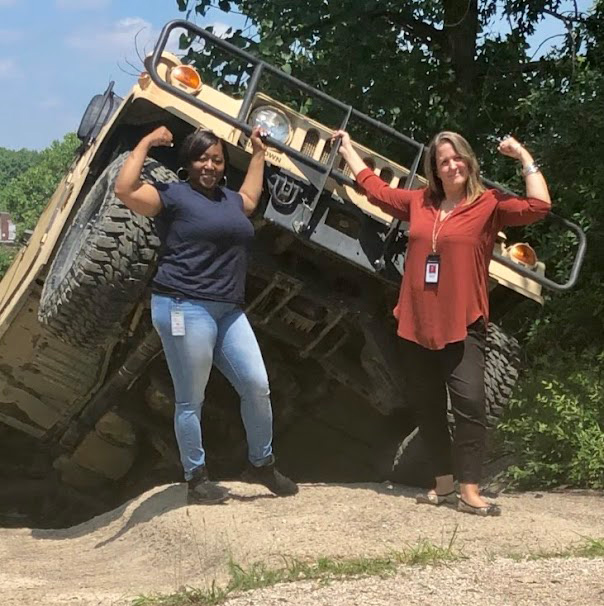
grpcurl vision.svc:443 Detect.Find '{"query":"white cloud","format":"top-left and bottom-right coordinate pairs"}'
top-left (65, 17), bottom-right (155, 62)
top-left (56, 0), bottom-right (110, 9)
top-left (0, 29), bottom-right (23, 44)
top-left (0, 58), bottom-right (18, 78)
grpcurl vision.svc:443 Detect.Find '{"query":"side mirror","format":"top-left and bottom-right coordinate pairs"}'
top-left (77, 81), bottom-right (123, 143)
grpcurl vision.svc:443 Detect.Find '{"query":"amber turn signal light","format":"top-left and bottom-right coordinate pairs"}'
top-left (507, 242), bottom-right (538, 268)
top-left (169, 65), bottom-right (202, 93)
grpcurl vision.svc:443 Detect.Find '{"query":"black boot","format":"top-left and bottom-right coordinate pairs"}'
top-left (241, 459), bottom-right (299, 496)
top-left (187, 466), bottom-right (229, 504)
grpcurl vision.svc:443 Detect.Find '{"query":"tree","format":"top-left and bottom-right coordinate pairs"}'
top-left (0, 147), bottom-right (40, 192)
top-left (0, 133), bottom-right (79, 234)
top-left (177, 0), bottom-right (590, 147)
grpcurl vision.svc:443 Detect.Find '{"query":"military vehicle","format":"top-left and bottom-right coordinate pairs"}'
top-left (0, 20), bottom-right (585, 527)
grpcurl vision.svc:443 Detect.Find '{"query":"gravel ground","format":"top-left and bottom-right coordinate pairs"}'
top-left (0, 482), bottom-right (603, 606)
top-left (226, 557), bottom-right (604, 606)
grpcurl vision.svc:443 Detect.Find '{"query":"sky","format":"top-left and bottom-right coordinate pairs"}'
top-left (0, 0), bottom-right (595, 151)
top-left (0, 0), bottom-right (247, 150)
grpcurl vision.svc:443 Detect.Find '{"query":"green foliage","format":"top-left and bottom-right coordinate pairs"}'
top-left (499, 350), bottom-right (604, 489)
top-left (176, 0), bottom-right (579, 149)
top-left (496, 6), bottom-right (604, 491)
top-left (0, 133), bottom-right (79, 233)
top-left (0, 247), bottom-right (16, 276)
top-left (499, 52), bottom-right (604, 350)
top-left (0, 147), bottom-right (40, 191)
top-left (0, 133), bottom-right (78, 281)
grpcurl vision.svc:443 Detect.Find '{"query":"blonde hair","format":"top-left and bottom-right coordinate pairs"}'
top-left (423, 131), bottom-right (485, 204)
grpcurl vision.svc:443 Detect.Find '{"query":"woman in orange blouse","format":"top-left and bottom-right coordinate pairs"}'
top-left (333, 130), bottom-right (550, 516)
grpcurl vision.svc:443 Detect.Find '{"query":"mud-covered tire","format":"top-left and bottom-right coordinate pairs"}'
top-left (38, 152), bottom-right (177, 348)
top-left (484, 322), bottom-right (520, 427)
top-left (390, 322), bottom-right (520, 487)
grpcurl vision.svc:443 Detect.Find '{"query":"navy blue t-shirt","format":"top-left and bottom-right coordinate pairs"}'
top-left (152, 181), bottom-right (255, 304)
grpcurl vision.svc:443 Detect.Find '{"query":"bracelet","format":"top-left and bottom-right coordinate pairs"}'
top-left (522, 162), bottom-right (540, 176)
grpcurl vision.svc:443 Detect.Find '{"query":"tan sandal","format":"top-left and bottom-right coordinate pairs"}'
top-left (416, 490), bottom-right (458, 506)
top-left (457, 498), bottom-right (501, 517)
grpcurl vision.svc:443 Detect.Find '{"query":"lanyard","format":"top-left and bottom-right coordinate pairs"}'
top-left (431, 208), bottom-right (454, 253)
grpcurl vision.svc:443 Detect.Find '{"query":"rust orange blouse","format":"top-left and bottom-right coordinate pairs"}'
top-left (356, 168), bottom-right (550, 350)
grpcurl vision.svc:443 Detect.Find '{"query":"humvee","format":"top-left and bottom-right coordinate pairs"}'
top-left (0, 20), bottom-right (586, 526)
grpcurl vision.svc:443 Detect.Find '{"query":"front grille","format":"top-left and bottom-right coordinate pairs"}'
top-left (301, 129), bottom-right (319, 157)
top-left (339, 157), bottom-right (352, 176)
top-left (320, 139), bottom-right (332, 164)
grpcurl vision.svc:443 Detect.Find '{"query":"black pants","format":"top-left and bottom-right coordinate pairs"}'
top-left (400, 320), bottom-right (487, 484)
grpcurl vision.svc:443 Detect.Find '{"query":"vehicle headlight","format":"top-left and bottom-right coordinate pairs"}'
top-left (249, 105), bottom-right (292, 144)
top-left (507, 242), bottom-right (538, 269)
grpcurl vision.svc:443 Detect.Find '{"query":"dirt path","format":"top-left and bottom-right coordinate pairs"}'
top-left (1, 482), bottom-right (603, 605)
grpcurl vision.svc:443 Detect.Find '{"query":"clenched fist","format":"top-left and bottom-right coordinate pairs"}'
top-left (497, 135), bottom-right (525, 161)
top-left (144, 126), bottom-right (174, 148)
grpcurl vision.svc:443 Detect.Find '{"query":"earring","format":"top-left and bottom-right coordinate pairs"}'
top-left (177, 167), bottom-right (189, 182)
top-left (220, 174), bottom-right (228, 188)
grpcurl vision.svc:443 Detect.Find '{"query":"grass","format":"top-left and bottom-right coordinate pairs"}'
top-left (576, 537), bottom-right (604, 558)
top-left (132, 533), bottom-right (460, 606)
top-left (504, 536), bottom-right (604, 562)
top-left (134, 533), bottom-right (604, 605)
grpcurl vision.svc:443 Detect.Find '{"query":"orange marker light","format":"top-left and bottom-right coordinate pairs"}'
top-left (169, 65), bottom-right (202, 93)
top-left (507, 242), bottom-right (538, 268)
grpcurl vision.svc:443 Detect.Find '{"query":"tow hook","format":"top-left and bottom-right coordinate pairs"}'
top-left (268, 173), bottom-right (302, 208)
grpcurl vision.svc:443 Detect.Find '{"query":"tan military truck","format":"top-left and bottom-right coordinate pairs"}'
top-left (0, 20), bottom-right (585, 526)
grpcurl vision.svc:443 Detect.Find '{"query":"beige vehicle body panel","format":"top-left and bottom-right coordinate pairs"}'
top-left (0, 51), bottom-right (543, 439)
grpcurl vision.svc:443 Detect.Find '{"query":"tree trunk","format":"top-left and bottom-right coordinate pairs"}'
top-left (442, 0), bottom-right (480, 126)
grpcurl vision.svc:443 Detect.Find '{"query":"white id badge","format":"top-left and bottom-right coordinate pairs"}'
top-left (171, 307), bottom-right (186, 336)
top-left (425, 254), bottom-right (440, 284)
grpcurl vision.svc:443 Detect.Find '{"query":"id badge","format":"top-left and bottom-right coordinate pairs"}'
top-left (425, 254), bottom-right (440, 284)
top-left (171, 307), bottom-right (186, 336)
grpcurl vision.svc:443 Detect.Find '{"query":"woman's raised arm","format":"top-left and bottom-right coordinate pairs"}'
top-left (239, 127), bottom-right (267, 216)
top-left (114, 126), bottom-right (173, 217)
top-left (332, 130), bottom-right (420, 221)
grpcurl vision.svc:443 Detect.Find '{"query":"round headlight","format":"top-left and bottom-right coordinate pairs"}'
top-left (249, 105), bottom-right (291, 144)
top-left (507, 242), bottom-right (538, 269)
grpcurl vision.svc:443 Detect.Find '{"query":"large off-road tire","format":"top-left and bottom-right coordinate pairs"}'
top-left (390, 322), bottom-right (520, 487)
top-left (484, 322), bottom-right (520, 427)
top-left (38, 152), bottom-right (177, 348)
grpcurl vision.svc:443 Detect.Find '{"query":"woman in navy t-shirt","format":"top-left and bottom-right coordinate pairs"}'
top-left (115, 125), bottom-right (298, 503)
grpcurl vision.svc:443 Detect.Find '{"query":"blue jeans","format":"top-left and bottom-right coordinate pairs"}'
top-left (151, 294), bottom-right (273, 481)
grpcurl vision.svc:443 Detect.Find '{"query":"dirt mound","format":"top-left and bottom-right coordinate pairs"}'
top-left (1, 482), bottom-right (603, 605)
